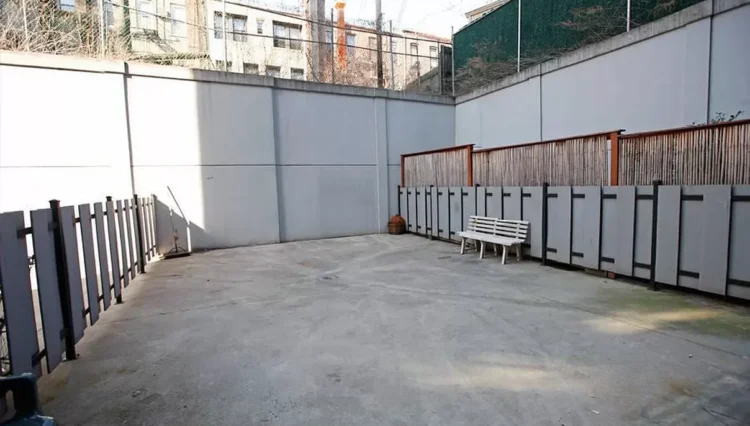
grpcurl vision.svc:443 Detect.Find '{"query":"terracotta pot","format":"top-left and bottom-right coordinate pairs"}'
top-left (388, 222), bottom-right (406, 235)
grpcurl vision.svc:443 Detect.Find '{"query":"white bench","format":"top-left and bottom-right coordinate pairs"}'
top-left (458, 216), bottom-right (529, 264)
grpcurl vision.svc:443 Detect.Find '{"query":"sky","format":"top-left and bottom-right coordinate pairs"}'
top-left (279, 0), bottom-right (493, 38)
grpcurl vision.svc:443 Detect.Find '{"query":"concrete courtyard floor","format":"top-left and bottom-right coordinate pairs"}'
top-left (40, 235), bottom-right (750, 425)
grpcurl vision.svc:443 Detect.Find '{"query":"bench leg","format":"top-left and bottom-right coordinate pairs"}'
top-left (479, 241), bottom-right (486, 259)
top-left (516, 244), bottom-right (523, 262)
top-left (460, 237), bottom-right (466, 255)
top-left (493, 243), bottom-right (499, 256)
top-left (501, 245), bottom-right (507, 265)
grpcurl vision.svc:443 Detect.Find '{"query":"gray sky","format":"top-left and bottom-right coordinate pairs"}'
top-left (281, 0), bottom-right (493, 38)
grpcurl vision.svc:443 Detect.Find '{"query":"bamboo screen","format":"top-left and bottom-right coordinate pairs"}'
top-left (473, 133), bottom-right (611, 186)
top-left (619, 120), bottom-right (750, 185)
top-left (403, 147), bottom-right (471, 187)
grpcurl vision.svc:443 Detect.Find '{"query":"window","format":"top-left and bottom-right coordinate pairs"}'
top-left (137, 0), bottom-right (155, 30)
top-left (216, 60), bottom-right (233, 71)
top-left (59, 0), bottom-right (75, 12)
top-left (368, 37), bottom-right (377, 77)
top-left (289, 25), bottom-right (301, 49)
top-left (368, 37), bottom-right (377, 62)
top-left (104, 2), bottom-right (115, 27)
top-left (243, 63), bottom-right (259, 74)
top-left (256, 18), bottom-right (264, 34)
top-left (429, 46), bottom-right (438, 68)
top-left (325, 29), bottom-right (333, 55)
top-left (346, 33), bottom-right (356, 57)
top-left (170, 4), bottom-right (186, 37)
top-left (214, 13), bottom-right (247, 41)
top-left (230, 14), bottom-right (247, 42)
top-left (265, 66), bottom-right (281, 77)
top-left (214, 12), bottom-right (223, 39)
top-left (291, 68), bottom-right (304, 80)
top-left (410, 42), bottom-right (419, 68)
top-left (273, 21), bottom-right (302, 50)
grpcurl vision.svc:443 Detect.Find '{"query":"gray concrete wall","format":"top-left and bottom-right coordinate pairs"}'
top-left (455, 0), bottom-right (750, 148)
top-left (0, 51), bottom-right (454, 250)
top-left (0, 58), bottom-right (133, 212)
top-left (542, 19), bottom-right (710, 139)
top-left (455, 76), bottom-right (541, 146)
top-left (709, 2), bottom-right (750, 118)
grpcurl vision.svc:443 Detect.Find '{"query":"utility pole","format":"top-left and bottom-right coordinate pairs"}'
top-left (305, 0), bottom-right (325, 81)
top-left (375, 0), bottom-right (384, 88)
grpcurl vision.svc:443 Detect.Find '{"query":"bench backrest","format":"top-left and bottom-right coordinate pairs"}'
top-left (467, 216), bottom-right (529, 241)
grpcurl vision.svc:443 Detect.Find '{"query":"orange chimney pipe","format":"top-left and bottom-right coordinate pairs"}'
top-left (335, 1), bottom-right (346, 70)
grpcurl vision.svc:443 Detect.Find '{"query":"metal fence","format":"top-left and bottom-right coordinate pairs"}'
top-left (0, 195), bottom-right (156, 380)
top-left (398, 183), bottom-right (750, 301)
top-left (0, 0), bottom-right (451, 94)
top-left (453, 0), bottom-right (704, 94)
top-left (618, 120), bottom-right (750, 185)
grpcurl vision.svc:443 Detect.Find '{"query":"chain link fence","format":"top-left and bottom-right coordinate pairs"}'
top-left (453, 0), bottom-right (704, 95)
top-left (0, 0), bottom-right (452, 95)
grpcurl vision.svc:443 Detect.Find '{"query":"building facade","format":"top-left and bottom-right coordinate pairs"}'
top-left (205, 0), bottom-right (450, 89)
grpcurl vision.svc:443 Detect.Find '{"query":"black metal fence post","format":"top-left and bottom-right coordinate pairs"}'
top-left (429, 185), bottom-right (434, 240)
top-left (107, 196), bottom-right (124, 305)
top-left (649, 180), bottom-right (662, 291)
top-left (49, 199), bottom-right (77, 361)
top-left (541, 183), bottom-right (549, 266)
top-left (397, 185), bottom-right (401, 217)
top-left (133, 194), bottom-right (147, 274)
top-left (152, 195), bottom-right (159, 256)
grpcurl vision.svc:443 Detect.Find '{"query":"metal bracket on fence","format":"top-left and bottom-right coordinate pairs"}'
top-left (31, 350), bottom-right (47, 367)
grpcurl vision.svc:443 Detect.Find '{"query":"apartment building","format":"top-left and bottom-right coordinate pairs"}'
top-left (93, 0), bottom-right (448, 88)
top-left (207, 0), bottom-right (307, 78)
top-left (207, 1), bottom-right (450, 89)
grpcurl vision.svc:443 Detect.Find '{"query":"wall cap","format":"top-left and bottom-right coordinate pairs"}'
top-left (0, 51), bottom-right (454, 105)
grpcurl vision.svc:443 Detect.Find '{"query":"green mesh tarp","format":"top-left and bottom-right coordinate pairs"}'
top-left (454, 0), bottom-right (519, 68)
top-left (455, 0), bottom-right (703, 69)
